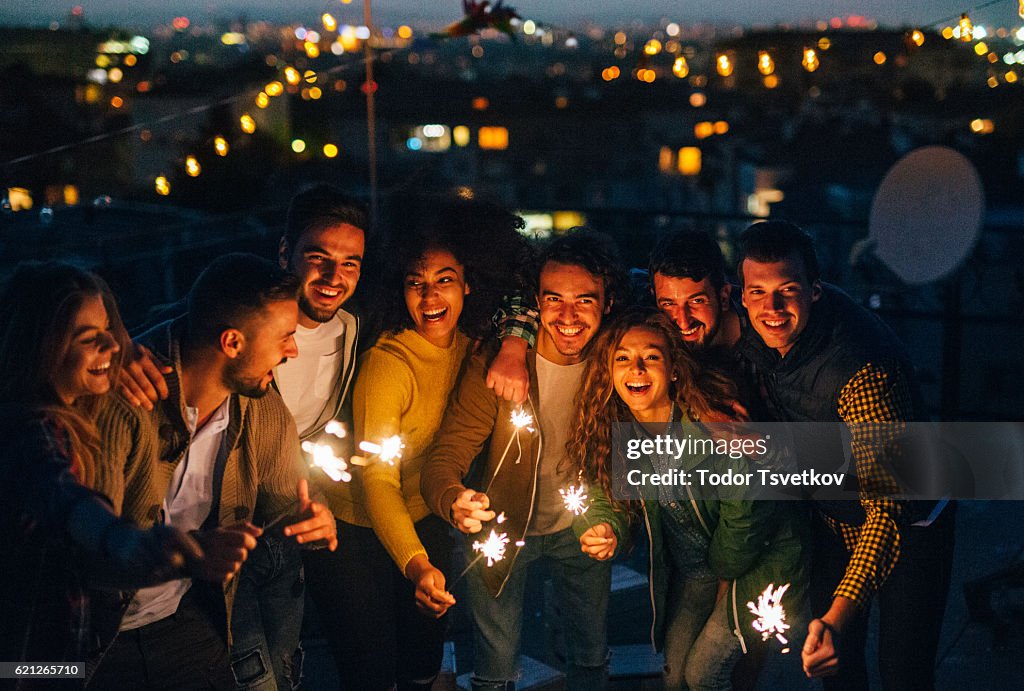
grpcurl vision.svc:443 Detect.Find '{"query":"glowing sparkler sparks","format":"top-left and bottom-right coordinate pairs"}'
top-left (559, 484), bottom-right (590, 517)
top-left (510, 408), bottom-right (534, 431)
top-left (484, 407), bottom-right (537, 493)
top-left (358, 435), bottom-right (405, 465)
top-left (472, 529), bottom-right (510, 567)
top-left (747, 582), bottom-right (791, 651)
top-left (496, 512), bottom-right (507, 524)
top-left (301, 440), bottom-right (352, 483)
top-left (324, 420), bottom-right (346, 438)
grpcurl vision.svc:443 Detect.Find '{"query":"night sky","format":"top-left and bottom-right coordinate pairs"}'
top-left (1, 0), bottom-right (1021, 29)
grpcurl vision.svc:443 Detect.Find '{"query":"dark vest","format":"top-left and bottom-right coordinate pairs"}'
top-left (734, 284), bottom-right (921, 524)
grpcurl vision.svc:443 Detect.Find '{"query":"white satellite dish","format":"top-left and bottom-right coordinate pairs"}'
top-left (868, 146), bottom-right (984, 285)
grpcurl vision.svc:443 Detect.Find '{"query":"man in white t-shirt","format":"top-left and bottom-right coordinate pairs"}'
top-left (117, 186), bottom-right (369, 690)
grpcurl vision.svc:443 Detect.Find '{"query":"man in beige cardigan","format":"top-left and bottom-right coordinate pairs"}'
top-left (89, 253), bottom-right (337, 690)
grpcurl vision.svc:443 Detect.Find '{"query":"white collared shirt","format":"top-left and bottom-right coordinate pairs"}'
top-left (119, 397), bottom-right (231, 630)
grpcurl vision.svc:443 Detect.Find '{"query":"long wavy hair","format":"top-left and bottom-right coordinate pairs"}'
top-left (0, 262), bottom-right (130, 487)
top-left (379, 194), bottom-right (533, 340)
top-left (567, 307), bottom-right (738, 507)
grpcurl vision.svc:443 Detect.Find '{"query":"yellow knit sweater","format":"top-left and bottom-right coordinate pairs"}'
top-left (339, 328), bottom-right (469, 573)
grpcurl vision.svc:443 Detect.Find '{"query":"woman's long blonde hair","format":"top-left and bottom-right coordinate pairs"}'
top-left (566, 307), bottom-right (737, 507)
top-left (0, 262), bottom-right (130, 487)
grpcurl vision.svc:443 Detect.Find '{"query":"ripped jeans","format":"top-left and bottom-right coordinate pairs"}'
top-left (230, 533), bottom-right (305, 691)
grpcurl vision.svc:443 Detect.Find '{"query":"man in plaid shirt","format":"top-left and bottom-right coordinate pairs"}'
top-left (733, 221), bottom-right (955, 690)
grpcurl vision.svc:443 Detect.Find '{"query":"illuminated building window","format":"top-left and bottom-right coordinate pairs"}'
top-left (478, 126), bottom-right (509, 150)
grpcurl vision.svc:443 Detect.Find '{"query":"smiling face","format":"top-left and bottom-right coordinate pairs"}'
top-left (611, 327), bottom-right (674, 423)
top-left (536, 261), bottom-right (608, 365)
top-left (282, 222), bottom-right (365, 328)
top-left (741, 253), bottom-right (821, 357)
top-left (403, 248), bottom-right (469, 349)
top-left (224, 298), bottom-right (299, 397)
top-left (53, 294), bottom-right (121, 405)
top-left (653, 272), bottom-right (731, 347)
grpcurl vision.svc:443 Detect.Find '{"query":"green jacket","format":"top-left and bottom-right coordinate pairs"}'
top-left (422, 348), bottom-right (628, 597)
top-left (636, 416), bottom-right (810, 654)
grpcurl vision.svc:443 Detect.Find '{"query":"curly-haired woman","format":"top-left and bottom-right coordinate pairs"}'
top-left (568, 307), bottom-right (810, 691)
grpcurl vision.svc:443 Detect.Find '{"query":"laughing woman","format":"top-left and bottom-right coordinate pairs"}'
top-left (568, 307), bottom-right (810, 691)
top-left (0, 262), bottom-right (200, 676)
top-left (301, 196), bottom-right (532, 691)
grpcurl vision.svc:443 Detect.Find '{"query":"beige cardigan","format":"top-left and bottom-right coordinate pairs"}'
top-left (93, 318), bottom-right (306, 633)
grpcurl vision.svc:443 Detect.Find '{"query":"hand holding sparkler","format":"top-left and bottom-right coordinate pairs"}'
top-left (406, 554), bottom-right (456, 618)
top-left (451, 488), bottom-right (496, 534)
top-left (579, 522), bottom-right (617, 561)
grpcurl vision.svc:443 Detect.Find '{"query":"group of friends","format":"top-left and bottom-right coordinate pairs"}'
top-left (0, 185), bottom-right (954, 691)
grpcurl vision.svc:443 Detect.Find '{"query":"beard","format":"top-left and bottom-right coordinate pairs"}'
top-left (223, 353), bottom-right (272, 398)
top-left (298, 293), bottom-right (339, 324)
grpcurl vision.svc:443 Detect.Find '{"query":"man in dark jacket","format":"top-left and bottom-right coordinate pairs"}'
top-left (732, 221), bottom-right (954, 690)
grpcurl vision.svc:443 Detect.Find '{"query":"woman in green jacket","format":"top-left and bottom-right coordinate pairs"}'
top-left (568, 308), bottom-right (810, 691)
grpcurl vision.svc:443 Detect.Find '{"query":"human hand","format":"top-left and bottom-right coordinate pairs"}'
top-left (117, 343), bottom-right (171, 410)
top-left (802, 618), bottom-right (840, 678)
top-left (486, 336), bottom-right (529, 404)
top-left (284, 478), bottom-right (338, 551)
top-left (451, 489), bottom-right (496, 534)
top-left (406, 555), bottom-right (456, 618)
top-left (103, 523), bottom-right (204, 585)
top-left (579, 522), bottom-right (617, 560)
top-left (192, 522), bottom-right (262, 584)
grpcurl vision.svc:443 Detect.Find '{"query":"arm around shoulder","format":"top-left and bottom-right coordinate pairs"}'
top-left (421, 351), bottom-right (500, 524)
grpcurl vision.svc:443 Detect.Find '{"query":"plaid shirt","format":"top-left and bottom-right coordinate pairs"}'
top-left (493, 294), bottom-right (539, 346)
top-left (825, 361), bottom-right (913, 605)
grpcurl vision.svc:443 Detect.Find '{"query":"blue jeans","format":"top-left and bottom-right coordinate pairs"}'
top-left (230, 533), bottom-right (305, 691)
top-left (464, 527), bottom-right (610, 691)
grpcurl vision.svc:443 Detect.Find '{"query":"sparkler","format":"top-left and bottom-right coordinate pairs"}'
top-left (450, 528), bottom-right (513, 587)
top-left (324, 420), bottom-right (346, 438)
top-left (484, 408), bottom-right (535, 494)
top-left (300, 440), bottom-right (352, 483)
top-left (264, 436), bottom-right (352, 533)
top-left (747, 582), bottom-right (792, 653)
top-left (358, 435), bottom-right (405, 465)
top-left (560, 483), bottom-right (593, 527)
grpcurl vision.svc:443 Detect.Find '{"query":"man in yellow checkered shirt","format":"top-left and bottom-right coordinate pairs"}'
top-left (733, 221), bottom-right (955, 691)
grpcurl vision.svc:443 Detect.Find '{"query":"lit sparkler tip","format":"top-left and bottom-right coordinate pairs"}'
top-left (559, 484), bottom-right (590, 516)
top-left (301, 441), bottom-right (352, 483)
top-left (496, 512), bottom-right (507, 524)
top-left (358, 435), bottom-right (406, 465)
top-left (514, 540), bottom-right (526, 547)
top-left (747, 582), bottom-right (791, 644)
top-left (324, 420), bottom-right (346, 438)
top-left (509, 408), bottom-right (534, 431)
top-left (471, 529), bottom-right (510, 567)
